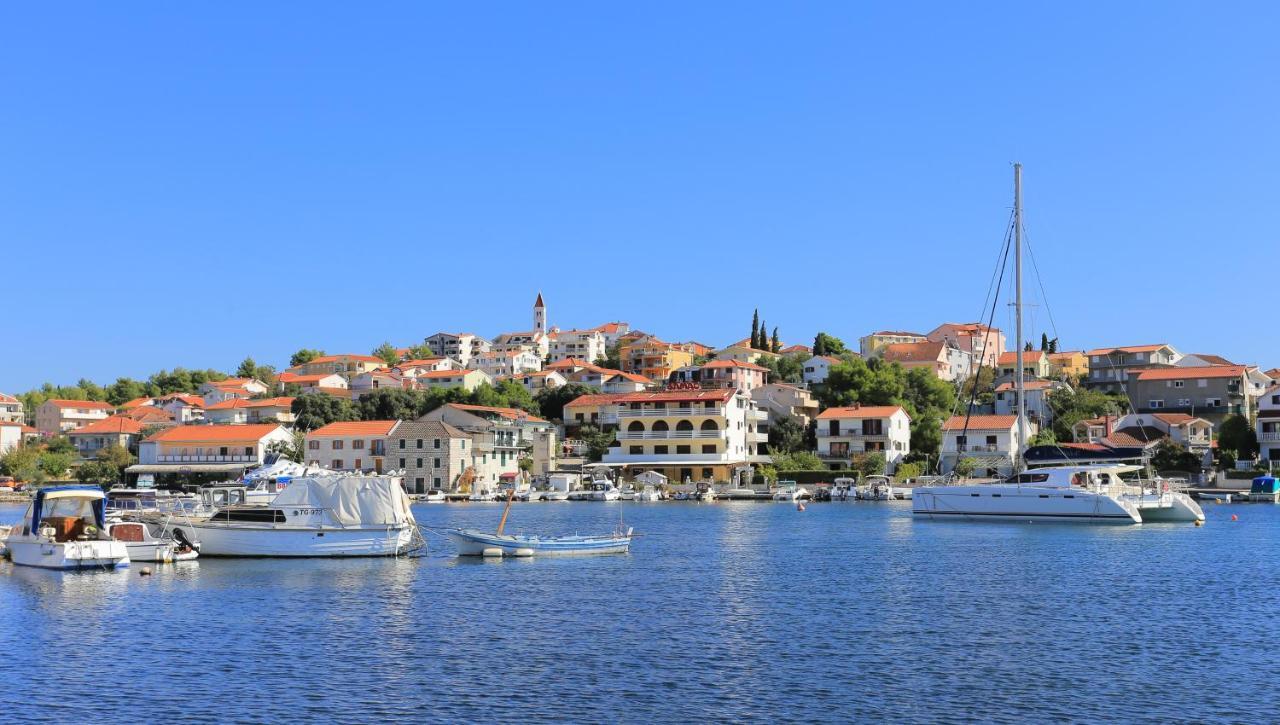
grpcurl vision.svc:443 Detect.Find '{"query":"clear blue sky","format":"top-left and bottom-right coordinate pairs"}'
top-left (3, 3), bottom-right (1277, 391)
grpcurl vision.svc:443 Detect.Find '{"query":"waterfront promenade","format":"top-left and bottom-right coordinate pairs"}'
top-left (1, 500), bottom-right (1274, 723)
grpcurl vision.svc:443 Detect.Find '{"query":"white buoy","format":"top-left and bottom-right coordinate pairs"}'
top-left (139, 567), bottom-right (153, 576)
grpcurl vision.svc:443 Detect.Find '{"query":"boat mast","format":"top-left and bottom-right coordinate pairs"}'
top-left (1013, 163), bottom-right (1027, 472)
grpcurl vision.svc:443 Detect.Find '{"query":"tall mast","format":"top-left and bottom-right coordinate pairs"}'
top-left (1013, 163), bottom-right (1027, 471)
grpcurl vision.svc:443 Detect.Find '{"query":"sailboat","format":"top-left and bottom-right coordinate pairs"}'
top-left (913, 165), bottom-right (1204, 524)
top-left (446, 488), bottom-right (633, 557)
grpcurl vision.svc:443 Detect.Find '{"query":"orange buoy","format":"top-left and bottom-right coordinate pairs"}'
top-left (1231, 514), bottom-right (1238, 521)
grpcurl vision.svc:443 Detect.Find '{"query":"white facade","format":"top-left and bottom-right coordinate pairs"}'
top-left (472, 350), bottom-right (543, 377)
top-left (199, 379), bottom-right (270, 405)
top-left (0, 422), bottom-right (25, 455)
top-left (803, 356), bottom-right (840, 385)
top-left (1258, 386), bottom-right (1280, 462)
top-left (993, 380), bottom-right (1068, 427)
top-left (549, 329), bottom-right (606, 363)
top-left (35, 399), bottom-right (113, 435)
top-left (0, 394), bottom-right (24, 423)
top-left (425, 333), bottom-right (489, 367)
top-left (941, 416), bottom-right (1030, 477)
top-left (815, 406), bottom-right (911, 472)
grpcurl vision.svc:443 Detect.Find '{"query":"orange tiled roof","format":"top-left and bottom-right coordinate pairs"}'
top-left (997, 351), bottom-right (1045, 365)
top-left (205, 396), bottom-right (294, 411)
top-left (565, 389), bottom-right (735, 408)
top-left (1134, 365), bottom-right (1245, 381)
top-left (119, 397), bottom-right (153, 410)
top-left (942, 415), bottom-right (1019, 431)
top-left (45, 399), bottom-right (114, 410)
top-left (817, 405), bottom-right (908, 420)
top-left (446, 403), bottom-right (548, 423)
top-left (308, 420), bottom-right (400, 437)
top-left (67, 415), bottom-right (145, 435)
top-left (156, 393), bottom-right (205, 407)
top-left (1084, 344), bottom-right (1170, 356)
top-left (882, 342), bottom-right (945, 363)
top-left (145, 423), bottom-right (283, 443)
top-left (124, 407), bottom-right (173, 422)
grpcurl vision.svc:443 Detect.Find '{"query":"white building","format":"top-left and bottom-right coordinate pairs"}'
top-left (416, 369), bottom-right (492, 393)
top-left (549, 328), bottom-right (606, 364)
top-left (304, 420), bottom-right (401, 473)
top-left (1257, 385), bottom-right (1280, 462)
top-left (424, 332), bottom-right (489, 367)
top-left (0, 393), bottom-right (25, 423)
top-left (199, 378), bottom-right (270, 405)
top-left (751, 383), bottom-right (820, 427)
top-left (940, 414), bottom-right (1032, 477)
top-left (131, 424), bottom-right (294, 483)
top-left (993, 379), bottom-right (1069, 428)
top-left (803, 356), bottom-right (842, 385)
top-left (472, 349), bottom-right (543, 378)
top-left (35, 399), bottom-right (114, 435)
top-left (815, 405), bottom-right (911, 473)
top-left (203, 397), bottom-right (296, 425)
top-left (508, 370), bottom-right (567, 393)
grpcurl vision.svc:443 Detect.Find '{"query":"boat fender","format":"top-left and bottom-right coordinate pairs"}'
top-left (139, 567), bottom-right (153, 576)
top-left (1194, 520), bottom-right (1204, 527)
top-left (481, 547), bottom-right (504, 557)
top-left (513, 548), bottom-right (535, 557)
top-left (1230, 514), bottom-right (1238, 521)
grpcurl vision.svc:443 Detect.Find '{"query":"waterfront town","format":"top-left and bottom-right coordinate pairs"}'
top-left (2, 292), bottom-right (1277, 497)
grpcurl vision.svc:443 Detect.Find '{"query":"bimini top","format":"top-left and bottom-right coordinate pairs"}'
top-left (38, 485), bottom-right (107, 501)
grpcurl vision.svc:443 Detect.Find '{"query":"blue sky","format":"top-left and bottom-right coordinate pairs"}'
top-left (3, 3), bottom-right (1277, 391)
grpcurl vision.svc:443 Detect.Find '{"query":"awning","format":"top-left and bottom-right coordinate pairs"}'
top-left (126, 463), bottom-right (255, 474)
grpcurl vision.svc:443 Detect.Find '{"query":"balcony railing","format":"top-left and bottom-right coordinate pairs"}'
top-left (618, 407), bottom-right (725, 417)
top-left (617, 430), bottom-right (724, 440)
top-left (1260, 432), bottom-right (1280, 443)
top-left (952, 444), bottom-right (1003, 453)
top-left (156, 454), bottom-right (257, 463)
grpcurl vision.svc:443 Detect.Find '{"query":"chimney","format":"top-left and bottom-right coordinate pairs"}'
top-left (1104, 415), bottom-right (1112, 438)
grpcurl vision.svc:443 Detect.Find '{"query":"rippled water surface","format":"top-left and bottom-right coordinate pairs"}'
top-left (2, 499), bottom-right (1277, 723)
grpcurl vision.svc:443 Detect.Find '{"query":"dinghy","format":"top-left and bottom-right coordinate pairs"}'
top-left (446, 488), bottom-right (633, 557)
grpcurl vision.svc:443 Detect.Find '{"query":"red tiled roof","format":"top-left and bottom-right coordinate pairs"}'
top-left (0, 393), bottom-right (18, 404)
top-left (205, 396), bottom-right (294, 411)
top-left (607, 372), bottom-right (651, 384)
top-left (280, 373), bottom-right (340, 385)
top-left (119, 397), bottom-right (153, 410)
top-left (781, 344), bottom-right (812, 354)
top-left (145, 424), bottom-right (283, 443)
top-left (942, 415), bottom-right (1019, 431)
top-left (1134, 365), bottom-right (1246, 381)
top-left (45, 399), bottom-right (114, 410)
top-left (124, 407), bottom-right (173, 422)
top-left (157, 393), bottom-right (205, 407)
top-left (67, 415), bottom-right (145, 435)
top-left (309, 354), bottom-right (384, 364)
top-left (565, 389), bottom-right (735, 407)
top-left (702, 359), bottom-right (768, 371)
top-left (1084, 344), bottom-right (1170, 356)
top-left (446, 404), bottom-right (548, 423)
top-left (871, 330), bottom-right (925, 337)
top-left (997, 351), bottom-right (1045, 365)
top-left (882, 342), bottom-right (945, 363)
top-left (816, 405), bottom-right (908, 420)
top-left (1151, 413), bottom-right (1198, 425)
top-left (416, 369), bottom-right (477, 379)
top-left (308, 420), bottom-right (400, 437)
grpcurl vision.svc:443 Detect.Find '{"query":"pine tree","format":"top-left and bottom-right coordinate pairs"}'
top-left (813, 334), bottom-right (826, 356)
top-left (771, 327), bottom-right (781, 353)
top-left (1040, 333), bottom-right (1049, 351)
top-left (757, 319), bottom-right (767, 350)
top-left (751, 309), bottom-right (760, 349)
top-left (1024, 341), bottom-right (1034, 352)
top-left (1049, 337), bottom-right (1059, 354)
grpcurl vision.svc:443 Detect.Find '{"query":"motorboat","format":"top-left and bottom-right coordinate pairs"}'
top-left (170, 474), bottom-right (423, 557)
top-left (241, 456), bottom-right (309, 504)
top-left (4, 486), bottom-right (130, 570)
top-left (539, 489), bottom-right (570, 501)
top-left (913, 465), bottom-right (1204, 524)
top-left (447, 528), bottom-right (633, 557)
top-left (865, 475), bottom-right (911, 501)
top-left (770, 480), bottom-right (810, 502)
top-left (422, 489), bottom-right (447, 503)
top-left (831, 477), bottom-right (856, 501)
top-left (104, 520), bottom-right (199, 563)
top-left (634, 484), bottom-right (663, 502)
top-left (618, 485), bottom-right (638, 501)
top-left (589, 481), bottom-right (621, 501)
top-left (693, 481), bottom-right (717, 502)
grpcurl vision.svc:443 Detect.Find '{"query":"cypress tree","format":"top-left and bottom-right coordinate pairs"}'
top-left (751, 309), bottom-right (760, 349)
top-left (1040, 333), bottom-right (1049, 351)
top-left (757, 319), bottom-right (767, 350)
top-left (771, 327), bottom-right (781, 353)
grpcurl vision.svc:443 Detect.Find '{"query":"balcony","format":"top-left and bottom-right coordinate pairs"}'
top-left (617, 430), bottom-right (724, 440)
top-left (1260, 432), bottom-right (1280, 443)
top-left (747, 431), bottom-right (769, 443)
top-left (951, 444), bottom-right (1004, 453)
top-left (156, 454), bottom-right (258, 463)
top-left (617, 407), bottom-right (725, 417)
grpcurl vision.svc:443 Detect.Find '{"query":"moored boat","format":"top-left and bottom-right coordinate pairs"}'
top-left (105, 520), bottom-right (199, 563)
top-left (446, 528), bottom-right (634, 557)
top-left (4, 486), bottom-right (130, 570)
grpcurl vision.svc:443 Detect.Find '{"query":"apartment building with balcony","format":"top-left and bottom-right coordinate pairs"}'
top-left (549, 328), bottom-right (606, 364)
top-left (424, 332), bottom-right (489, 367)
top-left (0, 393), bottom-right (25, 423)
top-left (304, 420), bottom-right (400, 473)
top-left (750, 383), bottom-right (820, 427)
top-left (669, 359), bottom-right (768, 393)
top-left (471, 349), bottom-right (542, 378)
top-left (154, 393), bottom-right (206, 423)
top-left (415, 368), bottom-right (491, 393)
top-left (1125, 365), bottom-right (1251, 424)
top-left (1082, 344), bottom-right (1181, 393)
top-left (130, 423), bottom-right (293, 484)
top-left (815, 405), bottom-right (911, 472)
top-left (421, 403), bottom-right (557, 477)
top-left (203, 397), bottom-right (296, 425)
top-left (277, 372), bottom-right (348, 393)
top-left (927, 322), bottom-right (1006, 368)
top-left (67, 415), bottom-right (145, 457)
top-left (1073, 413), bottom-right (1213, 455)
top-left (882, 341), bottom-right (973, 382)
top-left (199, 378), bottom-right (270, 405)
top-left (1257, 385), bottom-right (1280, 462)
top-left (491, 330), bottom-right (551, 359)
top-left (619, 338), bottom-right (695, 381)
top-left (803, 355), bottom-right (842, 385)
top-left (993, 379), bottom-right (1068, 427)
top-left (941, 414), bottom-right (1030, 477)
top-left (589, 321), bottom-right (632, 347)
top-left (285, 354), bottom-right (385, 379)
top-left (1048, 351), bottom-right (1089, 379)
top-left (35, 399), bottom-right (114, 435)
top-left (506, 369), bottom-right (567, 393)
top-left (567, 388), bottom-right (769, 484)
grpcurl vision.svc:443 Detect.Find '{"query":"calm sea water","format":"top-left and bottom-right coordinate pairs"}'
top-left (1, 499), bottom-right (1276, 724)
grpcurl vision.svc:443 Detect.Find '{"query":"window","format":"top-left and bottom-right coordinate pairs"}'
top-left (308, 440), bottom-right (320, 450)
top-left (655, 445), bottom-right (668, 454)
top-left (352, 439), bottom-right (365, 449)
top-left (399, 458), bottom-right (405, 468)
top-left (1208, 398), bottom-right (1222, 407)
top-left (433, 458), bottom-right (441, 468)
top-left (676, 445), bottom-right (690, 454)
top-left (433, 477), bottom-right (441, 487)
top-left (1149, 400), bottom-right (1165, 409)
top-left (702, 445), bottom-right (716, 454)
top-left (985, 435), bottom-right (997, 446)
top-left (828, 421), bottom-right (841, 436)
top-left (701, 468), bottom-right (713, 479)
top-left (416, 458), bottom-right (423, 468)
top-left (333, 459), bottom-right (344, 469)
top-left (399, 439), bottom-right (405, 449)
top-left (332, 440), bottom-right (344, 450)
top-left (1177, 399), bottom-right (1191, 406)
top-left (416, 439), bottom-right (424, 448)
top-left (353, 459), bottom-right (361, 469)
top-left (1173, 380), bottom-right (1184, 388)
top-left (433, 439), bottom-right (441, 449)
top-left (629, 445), bottom-right (643, 455)
top-left (415, 477), bottom-right (424, 487)
top-left (1197, 380), bottom-right (1207, 388)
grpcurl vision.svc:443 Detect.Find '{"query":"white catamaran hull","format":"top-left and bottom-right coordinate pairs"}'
top-left (913, 485), bottom-right (1141, 524)
top-left (175, 524), bottom-right (415, 557)
top-left (5, 539), bottom-right (130, 570)
top-left (1129, 492), bottom-right (1205, 523)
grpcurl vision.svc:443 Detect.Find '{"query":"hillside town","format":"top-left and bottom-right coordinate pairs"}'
top-left (2, 293), bottom-right (1278, 494)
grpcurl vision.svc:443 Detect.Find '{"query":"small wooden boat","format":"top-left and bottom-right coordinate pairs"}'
top-left (447, 488), bottom-right (633, 557)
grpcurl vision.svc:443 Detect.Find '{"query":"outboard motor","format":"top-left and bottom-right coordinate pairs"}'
top-left (172, 527), bottom-right (199, 552)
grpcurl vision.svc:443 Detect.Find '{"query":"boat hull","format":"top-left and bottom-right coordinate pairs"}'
top-left (1131, 493), bottom-right (1205, 523)
top-left (122, 541), bottom-right (199, 563)
top-left (913, 485), bottom-right (1141, 524)
top-left (5, 539), bottom-right (130, 570)
top-left (175, 523), bottom-right (415, 557)
top-left (447, 529), bottom-right (631, 557)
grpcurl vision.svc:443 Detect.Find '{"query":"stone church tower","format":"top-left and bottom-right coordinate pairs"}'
top-left (533, 292), bottom-right (547, 334)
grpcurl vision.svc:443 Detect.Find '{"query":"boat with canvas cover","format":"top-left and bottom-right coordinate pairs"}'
top-left (171, 473), bottom-right (422, 557)
top-left (4, 486), bottom-right (130, 570)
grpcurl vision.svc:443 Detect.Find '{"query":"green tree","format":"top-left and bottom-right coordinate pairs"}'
top-left (757, 318), bottom-right (768, 350)
top-left (105, 377), bottom-right (148, 406)
top-left (0, 447), bottom-right (41, 482)
top-left (39, 451), bottom-right (74, 479)
top-left (760, 352), bottom-right (805, 384)
top-left (851, 451), bottom-right (886, 478)
top-left (45, 437), bottom-right (76, 455)
top-left (1218, 413), bottom-right (1258, 459)
top-left (953, 457), bottom-right (978, 478)
top-left (1040, 333), bottom-right (1049, 351)
top-left (766, 414), bottom-right (807, 455)
top-left (910, 410), bottom-right (945, 462)
top-left (290, 348), bottom-right (325, 367)
top-left (771, 327), bottom-right (781, 354)
top-left (534, 383), bottom-right (596, 423)
top-left (404, 343), bottom-right (435, 360)
top-left (751, 309), bottom-right (761, 349)
top-left (894, 461), bottom-right (924, 481)
top-left (355, 389), bottom-right (421, 422)
top-left (1029, 429), bottom-right (1057, 446)
top-left (958, 365), bottom-right (997, 405)
top-left (596, 342), bottom-right (622, 370)
top-left (1150, 439), bottom-right (1202, 473)
top-left (236, 357), bottom-right (259, 378)
top-left (575, 424), bottom-right (616, 462)
top-left (75, 461), bottom-right (116, 485)
top-left (772, 450), bottom-right (823, 471)
top-left (1046, 387), bottom-right (1126, 441)
top-left (292, 393), bottom-right (359, 431)
top-left (266, 430), bottom-right (307, 463)
top-left (812, 332), bottom-right (847, 357)
top-left (372, 341), bottom-right (400, 366)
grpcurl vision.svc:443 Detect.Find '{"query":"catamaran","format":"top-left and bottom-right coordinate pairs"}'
top-left (912, 165), bottom-right (1204, 525)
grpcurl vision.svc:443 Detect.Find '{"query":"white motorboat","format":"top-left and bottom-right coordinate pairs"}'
top-left (831, 477), bottom-right (857, 501)
top-left (589, 481), bottom-right (621, 501)
top-left (634, 484), bottom-right (663, 502)
top-left (104, 520), bottom-right (199, 563)
top-left (914, 465), bottom-right (1203, 524)
top-left (171, 474), bottom-right (423, 557)
top-left (618, 485), bottom-right (638, 501)
top-left (539, 489), bottom-right (570, 501)
top-left (693, 481), bottom-right (717, 502)
top-left (422, 489), bottom-right (447, 503)
top-left (771, 480), bottom-right (810, 502)
top-left (864, 475), bottom-right (911, 501)
top-left (4, 486), bottom-right (130, 570)
top-left (447, 528), bottom-right (633, 557)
